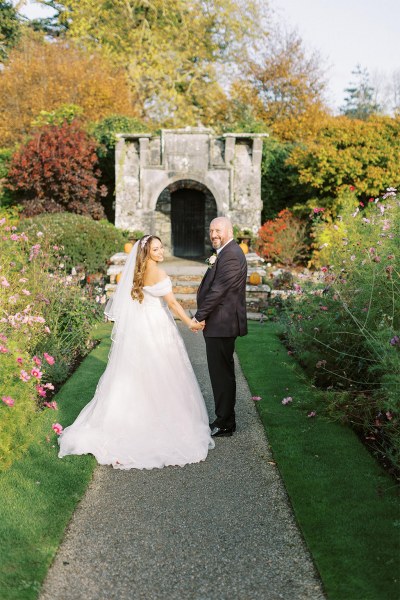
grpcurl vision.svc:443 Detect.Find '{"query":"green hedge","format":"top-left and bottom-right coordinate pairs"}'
top-left (21, 212), bottom-right (128, 273)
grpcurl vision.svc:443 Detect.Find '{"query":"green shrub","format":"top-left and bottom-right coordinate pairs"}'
top-left (281, 188), bottom-right (400, 470)
top-left (21, 212), bottom-right (128, 273)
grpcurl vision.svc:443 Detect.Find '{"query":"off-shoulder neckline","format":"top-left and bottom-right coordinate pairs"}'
top-left (143, 276), bottom-right (171, 289)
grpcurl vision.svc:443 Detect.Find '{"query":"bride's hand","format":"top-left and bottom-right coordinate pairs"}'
top-left (189, 318), bottom-right (205, 332)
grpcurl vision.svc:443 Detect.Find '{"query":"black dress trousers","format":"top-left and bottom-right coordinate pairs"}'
top-left (204, 336), bottom-right (236, 429)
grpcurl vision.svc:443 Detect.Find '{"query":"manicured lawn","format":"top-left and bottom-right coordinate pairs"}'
top-left (236, 321), bottom-right (400, 600)
top-left (0, 322), bottom-right (112, 600)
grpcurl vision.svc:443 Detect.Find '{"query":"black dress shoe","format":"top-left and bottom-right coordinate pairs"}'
top-left (209, 422), bottom-right (236, 431)
top-left (210, 425), bottom-right (236, 437)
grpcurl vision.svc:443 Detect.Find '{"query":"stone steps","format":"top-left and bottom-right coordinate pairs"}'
top-left (106, 251), bottom-right (272, 313)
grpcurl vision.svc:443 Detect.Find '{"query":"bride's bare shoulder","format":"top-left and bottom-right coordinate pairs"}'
top-left (154, 267), bottom-right (168, 283)
top-left (144, 267), bottom-right (168, 287)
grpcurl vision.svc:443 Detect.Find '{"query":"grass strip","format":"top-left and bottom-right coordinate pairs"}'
top-left (0, 322), bottom-right (113, 600)
top-left (236, 321), bottom-right (399, 600)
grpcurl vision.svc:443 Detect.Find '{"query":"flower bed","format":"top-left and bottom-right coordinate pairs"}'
top-left (0, 210), bottom-right (102, 470)
top-left (280, 189), bottom-right (400, 472)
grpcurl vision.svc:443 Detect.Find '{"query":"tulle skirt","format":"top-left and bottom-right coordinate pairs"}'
top-left (58, 299), bottom-right (214, 469)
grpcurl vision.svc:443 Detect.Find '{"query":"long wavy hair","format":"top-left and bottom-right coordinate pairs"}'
top-left (131, 235), bottom-right (162, 303)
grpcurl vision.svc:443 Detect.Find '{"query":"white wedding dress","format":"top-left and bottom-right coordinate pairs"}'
top-left (58, 277), bottom-right (214, 470)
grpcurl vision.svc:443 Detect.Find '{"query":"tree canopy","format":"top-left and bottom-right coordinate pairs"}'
top-left (0, 32), bottom-right (137, 147)
top-left (288, 115), bottom-right (400, 211)
top-left (34, 0), bottom-right (261, 125)
top-left (0, 0), bottom-right (22, 61)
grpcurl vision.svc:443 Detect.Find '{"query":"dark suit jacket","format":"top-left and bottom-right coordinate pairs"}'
top-left (195, 240), bottom-right (248, 337)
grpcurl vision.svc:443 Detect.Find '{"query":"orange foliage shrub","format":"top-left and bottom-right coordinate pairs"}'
top-left (0, 32), bottom-right (137, 147)
top-left (255, 209), bottom-right (309, 265)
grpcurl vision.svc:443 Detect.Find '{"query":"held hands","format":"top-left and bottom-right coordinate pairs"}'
top-left (189, 318), bottom-right (205, 333)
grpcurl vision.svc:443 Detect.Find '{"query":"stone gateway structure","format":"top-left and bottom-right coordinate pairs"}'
top-left (115, 128), bottom-right (267, 257)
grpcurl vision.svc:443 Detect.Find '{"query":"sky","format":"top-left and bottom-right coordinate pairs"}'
top-left (14, 0), bottom-right (400, 113)
top-left (272, 0), bottom-right (400, 111)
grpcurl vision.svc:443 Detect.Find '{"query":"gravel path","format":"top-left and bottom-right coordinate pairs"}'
top-left (39, 326), bottom-right (325, 600)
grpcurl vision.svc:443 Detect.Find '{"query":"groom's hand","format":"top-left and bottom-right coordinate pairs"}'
top-left (190, 318), bottom-right (205, 332)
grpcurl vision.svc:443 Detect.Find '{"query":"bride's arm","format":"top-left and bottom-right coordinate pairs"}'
top-left (163, 292), bottom-right (203, 330)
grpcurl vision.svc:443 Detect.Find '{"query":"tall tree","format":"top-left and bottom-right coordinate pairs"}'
top-left (341, 64), bottom-right (380, 120)
top-left (232, 28), bottom-right (329, 141)
top-left (0, 1), bottom-right (22, 61)
top-left (34, 0), bottom-right (261, 125)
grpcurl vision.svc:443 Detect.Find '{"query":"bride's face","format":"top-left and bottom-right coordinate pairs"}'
top-left (149, 239), bottom-right (164, 262)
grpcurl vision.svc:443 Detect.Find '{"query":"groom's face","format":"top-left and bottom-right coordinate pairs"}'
top-left (210, 220), bottom-right (230, 250)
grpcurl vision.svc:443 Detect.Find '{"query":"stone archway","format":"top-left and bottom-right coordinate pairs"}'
top-left (155, 179), bottom-right (217, 258)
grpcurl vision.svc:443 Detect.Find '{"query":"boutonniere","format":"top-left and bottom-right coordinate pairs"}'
top-left (205, 253), bottom-right (217, 268)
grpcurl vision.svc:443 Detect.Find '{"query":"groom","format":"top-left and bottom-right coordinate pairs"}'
top-left (193, 217), bottom-right (248, 437)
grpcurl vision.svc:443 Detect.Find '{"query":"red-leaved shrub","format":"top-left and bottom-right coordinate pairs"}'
top-left (256, 208), bottom-right (309, 265)
top-left (6, 121), bottom-right (106, 219)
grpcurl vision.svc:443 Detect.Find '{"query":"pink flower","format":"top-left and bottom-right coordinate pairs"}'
top-left (44, 382), bottom-right (55, 390)
top-left (251, 396), bottom-right (262, 401)
top-left (0, 333), bottom-right (7, 342)
top-left (31, 368), bottom-right (43, 379)
top-left (36, 385), bottom-right (47, 397)
top-left (16, 356), bottom-right (23, 364)
top-left (21, 289), bottom-right (31, 296)
top-left (43, 352), bottom-right (55, 365)
top-left (320, 266), bottom-right (328, 273)
top-left (10, 234), bottom-right (19, 241)
top-left (52, 423), bottom-right (63, 435)
top-left (2, 396), bottom-right (15, 407)
top-left (44, 326), bottom-right (51, 334)
top-left (20, 369), bottom-right (31, 382)
top-left (282, 397), bottom-right (293, 405)
top-left (1, 276), bottom-right (10, 287)
top-left (307, 411), bottom-right (317, 418)
top-left (19, 277), bottom-right (28, 283)
top-left (320, 306), bottom-right (328, 311)
top-left (0, 345), bottom-right (9, 353)
top-left (349, 186), bottom-right (355, 191)
top-left (32, 355), bottom-right (42, 366)
top-left (369, 198), bottom-right (374, 203)
top-left (313, 207), bottom-right (325, 214)
top-left (359, 201), bottom-right (364, 207)
top-left (44, 401), bottom-right (58, 410)
top-left (29, 244), bottom-right (41, 261)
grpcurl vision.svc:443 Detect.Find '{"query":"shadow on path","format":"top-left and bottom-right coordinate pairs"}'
top-left (39, 326), bottom-right (325, 600)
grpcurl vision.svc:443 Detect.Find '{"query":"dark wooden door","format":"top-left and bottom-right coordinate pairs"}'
top-left (171, 189), bottom-right (205, 257)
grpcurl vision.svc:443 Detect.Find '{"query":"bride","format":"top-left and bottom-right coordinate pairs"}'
top-left (58, 235), bottom-right (214, 470)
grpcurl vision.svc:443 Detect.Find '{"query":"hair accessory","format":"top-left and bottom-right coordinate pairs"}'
top-left (140, 235), bottom-right (151, 249)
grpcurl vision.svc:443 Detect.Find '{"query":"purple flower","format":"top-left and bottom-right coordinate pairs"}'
top-left (390, 336), bottom-right (400, 346)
